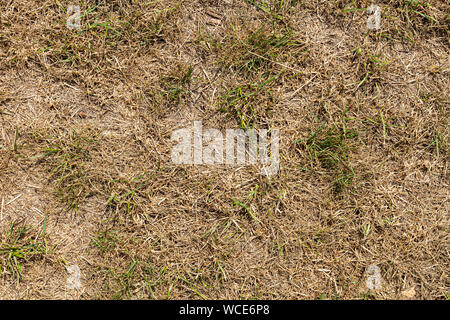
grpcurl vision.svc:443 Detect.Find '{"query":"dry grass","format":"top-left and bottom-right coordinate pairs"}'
top-left (0, 0), bottom-right (448, 299)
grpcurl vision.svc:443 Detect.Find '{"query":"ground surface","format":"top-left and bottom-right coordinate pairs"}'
top-left (0, 0), bottom-right (448, 299)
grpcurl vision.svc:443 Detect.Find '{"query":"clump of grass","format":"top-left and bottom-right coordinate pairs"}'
top-left (89, 229), bottom-right (142, 298)
top-left (233, 198), bottom-right (260, 223)
top-left (40, 1), bottom-right (182, 68)
top-left (143, 63), bottom-right (193, 116)
top-left (160, 64), bottom-right (193, 103)
top-left (317, 1), bottom-right (448, 41)
top-left (94, 257), bottom-right (148, 299)
top-left (89, 229), bottom-right (174, 299)
top-left (391, 0), bottom-right (447, 32)
top-left (299, 114), bottom-right (358, 194)
top-left (351, 50), bottom-right (392, 93)
top-left (106, 170), bottom-right (158, 220)
top-left (305, 125), bottom-right (357, 169)
top-left (90, 230), bottom-right (119, 254)
top-left (378, 0), bottom-right (448, 41)
top-left (246, 0), bottom-right (300, 21)
top-left (213, 25), bottom-right (306, 127)
top-left (219, 73), bottom-right (280, 128)
top-left (34, 130), bottom-right (99, 211)
top-left (217, 26), bottom-right (304, 78)
top-left (0, 219), bottom-right (51, 283)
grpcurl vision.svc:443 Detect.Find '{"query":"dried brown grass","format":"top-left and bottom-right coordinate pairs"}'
top-left (0, 0), bottom-right (448, 299)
